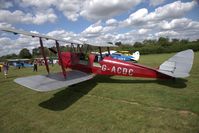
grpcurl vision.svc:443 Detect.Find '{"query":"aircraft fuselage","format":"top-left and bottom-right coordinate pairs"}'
top-left (61, 52), bottom-right (171, 79)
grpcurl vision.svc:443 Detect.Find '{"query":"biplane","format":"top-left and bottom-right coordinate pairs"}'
top-left (0, 28), bottom-right (194, 92)
top-left (110, 51), bottom-right (140, 62)
top-left (100, 50), bottom-right (140, 62)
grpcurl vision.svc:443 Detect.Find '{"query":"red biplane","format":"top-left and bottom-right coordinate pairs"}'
top-left (0, 28), bottom-right (194, 92)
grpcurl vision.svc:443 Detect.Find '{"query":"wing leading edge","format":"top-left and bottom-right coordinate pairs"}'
top-left (0, 27), bottom-right (76, 43)
top-left (0, 27), bottom-right (117, 47)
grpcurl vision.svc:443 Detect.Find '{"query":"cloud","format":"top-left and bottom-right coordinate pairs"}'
top-left (157, 18), bottom-right (199, 40)
top-left (34, 9), bottom-right (57, 24)
top-left (146, 0), bottom-right (197, 21)
top-left (0, 22), bottom-right (13, 29)
top-left (80, 0), bottom-right (142, 21)
top-left (55, 0), bottom-right (82, 21)
top-left (20, 0), bottom-right (82, 22)
top-left (80, 3), bottom-right (199, 43)
top-left (0, 35), bottom-right (39, 56)
top-left (81, 21), bottom-right (104, 37)
top-left (159, 18), bottom-right (199, 30)
top-left (138, 29), bottom-right (149, 34)
top-left (0, 0), bottom-right (197, 25)
top-left (123, 8), bottom-right (148, 26)
top-left (0, 9), bottom-right (57, 25)
top-left (19, 0), bottom-right (142, 22)
top-left (0, 37), bottom-right (16, 56)
top-left (0, 1), bottom-right (13, 9)
top-left (155, 30), bottom-right (179, 37)
top-left (123, 1), bottom-right (197, 28)
top-left (149, 0), bottom-right (165, 6)
top-left (47, 29), bottom-right (78, 42)
top-left (20, 0), bottom-right (56, 8)
top-left (81, 20), bottom-right (120, 39)
top-left (106, 18), bottom-right (118, 26)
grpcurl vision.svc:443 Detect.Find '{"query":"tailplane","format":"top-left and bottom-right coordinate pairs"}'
top-left (158, 49), bottom-right (194, 78)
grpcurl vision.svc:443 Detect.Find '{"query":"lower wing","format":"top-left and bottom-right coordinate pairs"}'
top-left (14, 70), bottom-right (95, 92)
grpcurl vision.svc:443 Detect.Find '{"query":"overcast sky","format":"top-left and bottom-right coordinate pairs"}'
top-left (0, 0), bottom-right (199, 56)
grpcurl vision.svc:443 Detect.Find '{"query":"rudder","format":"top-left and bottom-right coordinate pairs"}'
top-left (158, 49), bottom-right (194, 78)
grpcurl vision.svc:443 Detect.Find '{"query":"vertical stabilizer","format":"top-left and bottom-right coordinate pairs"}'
top-left (158, 49), bottom-right (194, 78)
top-left (132, 51), bottom-right (140, 61)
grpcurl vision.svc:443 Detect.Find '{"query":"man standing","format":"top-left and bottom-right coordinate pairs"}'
top-left (33, 60), bottom-right (38, 72)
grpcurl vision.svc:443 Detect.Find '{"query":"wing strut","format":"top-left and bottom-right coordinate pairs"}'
top-left (55, 41), bottom-right (67, 79)
top-left (107, 47), bottom-right (110, 55)
top-left (39, 37), bottom-right (50, 74)
top-left (99, 47), bottom-right (103, 60)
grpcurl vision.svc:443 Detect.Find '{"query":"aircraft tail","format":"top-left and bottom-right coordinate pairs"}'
top-left (132, 51), bottom-right (140, 61)
top-left (158, 49), bottom-right (194, 78)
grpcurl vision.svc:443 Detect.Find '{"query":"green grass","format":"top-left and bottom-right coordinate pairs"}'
top-left (0, 52), bottom-right (199, 133)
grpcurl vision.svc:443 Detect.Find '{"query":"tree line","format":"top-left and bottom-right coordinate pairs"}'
top-left (0, 46), bottom-right (67, 62)
top-left (0, 37), bottom-right (199, 61)
top-left (114, 37), bottom-right (199, 54)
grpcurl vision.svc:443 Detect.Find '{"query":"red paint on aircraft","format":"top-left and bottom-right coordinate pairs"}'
top-left (60, 52), bottom-right (172, 79)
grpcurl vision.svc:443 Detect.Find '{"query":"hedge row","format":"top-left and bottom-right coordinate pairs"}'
top-left (115, 41), bottom-right (199, 55)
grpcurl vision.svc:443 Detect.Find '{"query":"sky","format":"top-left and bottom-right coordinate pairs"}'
top-left (0, 0), bottom-right (199, 56)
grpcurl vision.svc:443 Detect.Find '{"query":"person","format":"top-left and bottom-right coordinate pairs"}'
top-left (21, 62), bottom-right (24, 68)
top-left (33, 60), bottom-right (38, 72)
top-left (3, 62), bottom-right (9, 78)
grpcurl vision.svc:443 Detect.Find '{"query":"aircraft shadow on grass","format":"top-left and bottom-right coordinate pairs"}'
top-left (95, 75), bottom-right (188, 89)
top-left (39, 80), bottom-right (97, 111)
top-left (39, 75), bottom-right (187, 111)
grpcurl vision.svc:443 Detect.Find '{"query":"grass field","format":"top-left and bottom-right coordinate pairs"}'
top-left (0, 52), bottom-right (199, 133)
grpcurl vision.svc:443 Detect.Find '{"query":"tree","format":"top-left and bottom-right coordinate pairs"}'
top-left (19, 48), bottom-right (32, 58)
top-left (172, 38), bottom-right (179, 43)
top-left (180, 39), bottom-right (189, 45)
top-left (32, 47), bottom-right (51, 57)
top-left (158, 37), bottom-right (170, 46)
top-left (10, 53), bottom-right (18, 58)
top-left (43, 47), bottom-right (50, 57)
top-left (115, 41), bottom-right (122, 46)
top-left (133, 42), bottom-right (143, 47)
top-left (107, 42), bottom-right (113, 45)
top-left (0, 53), bottom-right (18, 62)
top-left (60, 46), bottom-right (67, 52)
top-left (32, 48), bottom-right (40, 56)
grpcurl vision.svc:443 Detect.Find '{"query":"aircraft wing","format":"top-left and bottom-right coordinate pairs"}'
top-left (0, 27), bottom-right (83, 44)
top-left (0, 27), bottom-right (117, 47)
top-left (14, 70), bottom-right (95, 92)
top-left (84, 42), bottom-right (118, 47)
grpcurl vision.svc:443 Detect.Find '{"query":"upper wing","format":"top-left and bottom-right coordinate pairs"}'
top-left (14, 70), bottom-right (95, 92)
top-left (0, 27), bottom-right (117, 47)
top-left (84, 42), bottom-right (118, 47)
top-left (0, 27), bottom-right (78, 44)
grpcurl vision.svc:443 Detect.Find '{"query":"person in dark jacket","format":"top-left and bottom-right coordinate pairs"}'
top-left (33, 60), bottom-right (38, 72)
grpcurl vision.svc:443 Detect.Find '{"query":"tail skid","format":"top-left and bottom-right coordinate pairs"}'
top-left (158, 49), bottom-right (194, 78)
